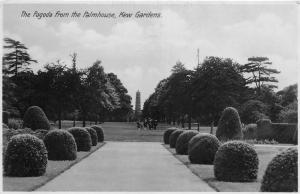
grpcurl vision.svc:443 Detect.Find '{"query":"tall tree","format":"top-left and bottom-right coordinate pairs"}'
top-left (34, 60), bottom-right (74, 128)
top-left (3, 38), bottom-right (37, 76)
top-left (191, 56), bottom-right (247, 126)
top-left (240, 57), bottom-right (280, 93)
top-left (107, 73), bottom-right (132, 121)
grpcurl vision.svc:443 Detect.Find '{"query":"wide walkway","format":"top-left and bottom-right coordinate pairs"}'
top-left (37, 142), bottom-right (214, 191)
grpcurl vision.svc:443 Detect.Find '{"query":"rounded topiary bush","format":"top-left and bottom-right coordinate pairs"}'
top-left (67, 127), bottom-right (92, 152)
top-left (23, 106), bottom-right (50, 131)
top-left (188, 133), bottom-right (221, 164)
top-left (44, 129), bottom-right (77, 160)
top-left (260, 147), bottom-right (298, 192)
top-left (4, 134), bottom-right (48, 177)
top-left (175, 130), bottom-right (198, 155)
top-left (169, 129), bottom-right (184, 148)
top-left (163, 128), bottom-right (177, 144)
top-left (214, 141), bottom-right (258, 182)
top-left (216, 107), bottom-right (243, 141)
top-left (85, 127), bottom-right (98, 146)
top-left (91, 125), bottom-right (104, 142)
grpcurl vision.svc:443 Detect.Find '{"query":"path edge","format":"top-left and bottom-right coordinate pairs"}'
top-left (162, 143), bottom-right (218, 192)
top-left (31, 142), bottom-right (107, 191)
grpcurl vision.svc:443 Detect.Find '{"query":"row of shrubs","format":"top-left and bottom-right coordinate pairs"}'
top-left (163, 106), bottom-right (298, 192)
top-left (3, 106), bottom-right (105, 177)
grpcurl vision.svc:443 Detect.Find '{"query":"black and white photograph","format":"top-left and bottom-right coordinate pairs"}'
top-left (1, 1), bottom-right (298, 192)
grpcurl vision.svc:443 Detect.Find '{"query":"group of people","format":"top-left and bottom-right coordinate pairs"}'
top-left (136, 118), bottom-right (158, 130)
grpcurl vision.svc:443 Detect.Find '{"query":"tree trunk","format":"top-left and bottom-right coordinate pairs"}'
top-left (197, 121), bottom-right (200, 132)
top-left (181, 117), bottom-right (185, 128)
top-left (58, 109), bottom-right (62, 129)
top-left (210, 121), bottom-right (214, 134)
top-left (188, 114), bottom-right (191, 130)
top-left (73, 115), bottom-right (76, 127)
top-left (82, 113), bottom-right (86, 127)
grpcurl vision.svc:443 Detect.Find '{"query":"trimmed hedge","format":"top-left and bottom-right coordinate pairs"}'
top-left (256, 119), bottom-right (297, 144)
top-left (67, 127), bottom-right (92, 152)
top-left (23, 106), bottom-right (50, 131)
top-left (163, 128), bottom-right (177, 144)
top-left (4, 128), bottom-right (48, 142)
top-left (214, 141), bottom-right (258, 182)
top-left (169, 129), bottom-right (184, 148)
top-left (4, 134), bottom-right (48, 177)
top-left (85, 127), bottom-right (98, 146)
top-left (91, 125), bottom-right (104, 142)
top-left (175, 130), bottom-right (198, 155)
top-left (216, 107), bottom-right (243, 141)
top-left (44, 129), bottom-right (77, 160)
top-left (242, 124), bottom-right (257, 140)
top-left (261, 147), bottom-right (298, 192)
top-left (188, 133), bottom-right (221, 164)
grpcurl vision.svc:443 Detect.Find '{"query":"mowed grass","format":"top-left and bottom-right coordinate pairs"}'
top-left (51, 120), bottom-right (214, 142)
top-left (3, 143), bottom-right (105, 191)
top-left (165, 144), bottom-right (296, 192)
top-left (101, 122), bottom-right (216, 142)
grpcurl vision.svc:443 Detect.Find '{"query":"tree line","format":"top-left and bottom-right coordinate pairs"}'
top-left (143, 56), bottom-right (297, 129)
top-left (3, 38), bottom-right (133, 128)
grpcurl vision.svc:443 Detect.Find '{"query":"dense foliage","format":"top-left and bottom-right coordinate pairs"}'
top-left (4, 134), bottom-right (48, 177)
top-left (143, 56), bottom-right (297, 126)
top-left (163, 128), bottom-right (178, 144)
top-left (3, 38), bottom-right (133, 127)
top-left (44, 129), bottom-right (77, 160)
top-left (216, 107), bottom-right (243, 141)
top-left (91, 125), bottom-right (104, 142)
top-left (67, 127), bottom-right (92, 152)
top-left (214, 141), bottom-right (259, 182)
top-left (169, 129), bottom-right (184, 148)
top-left (23, 106), bottom-right (50, 131)
top-left (239, 100), bottom-right (268, 124)
top-left (85, 127), bottom-right (98, 146)
top-left (188, 133), bottom-right (221, 164)
top-left (175, 130), bottom-right (198, 155)
top-left (261, 148), bottom-right (298, 192)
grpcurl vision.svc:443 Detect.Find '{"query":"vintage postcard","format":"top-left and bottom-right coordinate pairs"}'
top-left (2, 1), bottom-right (298, 192)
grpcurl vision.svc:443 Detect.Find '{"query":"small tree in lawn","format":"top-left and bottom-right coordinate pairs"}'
top-left (216, 107), bottom-right (243, 141)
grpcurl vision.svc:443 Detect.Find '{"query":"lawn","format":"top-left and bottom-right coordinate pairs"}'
top-left (3, 143), bottom-right (105, 191)
top-left (164, 144), bottom-right (296, 192)
top-left (102, 122), bottom-right (216, 142)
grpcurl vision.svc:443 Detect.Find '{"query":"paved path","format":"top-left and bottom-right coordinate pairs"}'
top-left (37, 142), bottom-right (214, 192)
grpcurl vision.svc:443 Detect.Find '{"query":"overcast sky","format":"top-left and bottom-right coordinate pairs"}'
top-left (3, 2), bottom-right (298, 108)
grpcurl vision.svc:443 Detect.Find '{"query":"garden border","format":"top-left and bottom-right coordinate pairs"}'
top-left (162, 144), bottom-right (219, 191)
top-left (30, 142), bottom-right (106, 191)
top-left (3, 142), bottom-right (106, 191)
top-left (31, 142), bottom-right (106, 191)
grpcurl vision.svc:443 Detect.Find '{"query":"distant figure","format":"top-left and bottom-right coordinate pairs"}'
top-left (143, 119), bottom-right (148, 130)
top-left (148, 118), bottom-right (153, 130)
top-left (153, 120), bottom-right (158, 130)
top-left (136, 121), bottom-right (141, 130)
